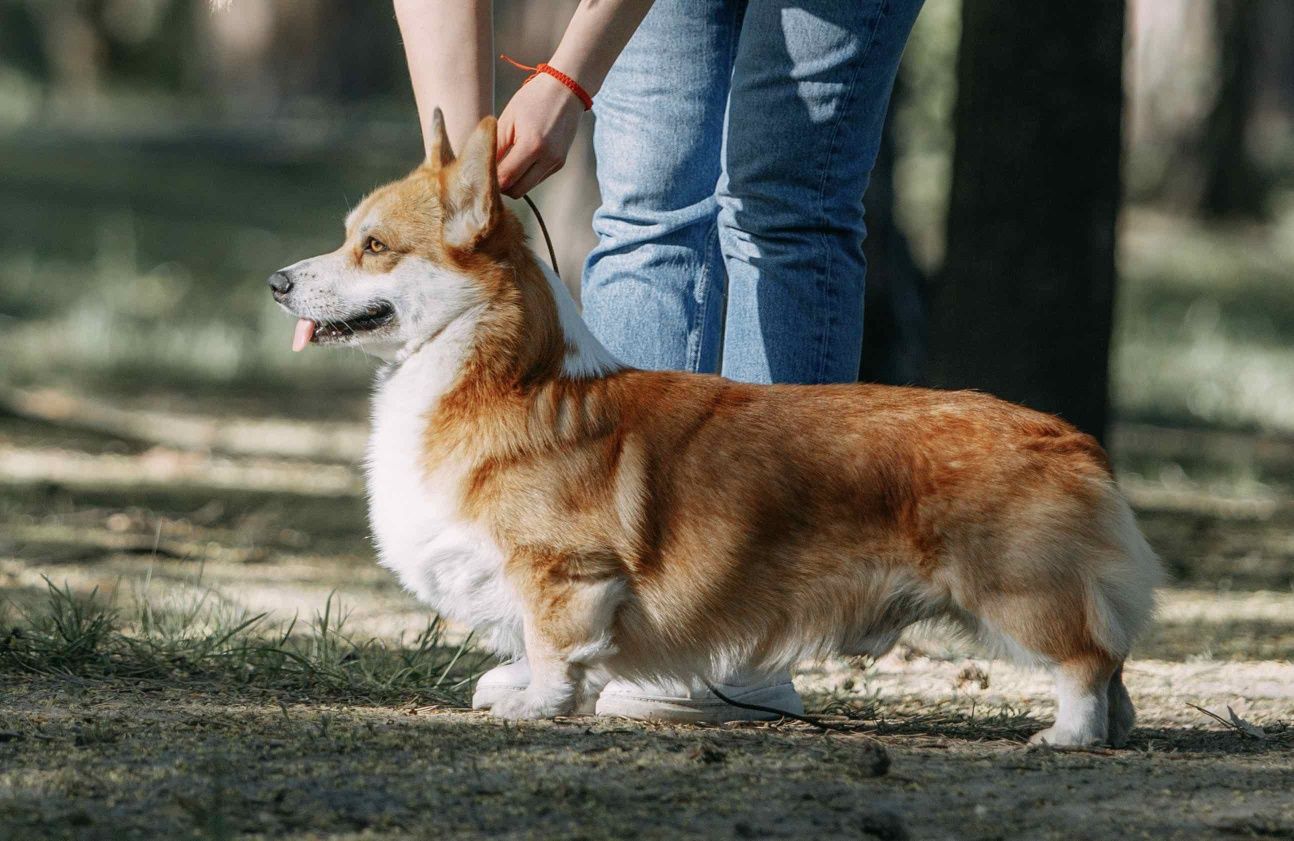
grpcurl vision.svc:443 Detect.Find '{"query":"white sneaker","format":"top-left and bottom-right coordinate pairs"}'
top-left (595, 673), bottom-right (804, 722)
top-left (470, 659), bottom-right (530, 710)
top-left (472, 659), bottom-right (803, 722)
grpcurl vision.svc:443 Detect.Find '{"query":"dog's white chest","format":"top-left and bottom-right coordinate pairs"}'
top-left (363, 353), bottom-right (522, 655)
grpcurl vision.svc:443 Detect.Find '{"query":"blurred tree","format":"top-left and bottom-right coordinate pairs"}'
top-left (860, 77), bottom-right (927, 386)
top-left (20, 2), bottom-right (106, 97)
top-left (1262, 0), bottom-right (1294, 119)
top-left (926, 2), bottom-right (1124, 441)
top-left (0, 3), bottom-right (48, 81)
top-left (1199, 0), bottom-right (1267, 218)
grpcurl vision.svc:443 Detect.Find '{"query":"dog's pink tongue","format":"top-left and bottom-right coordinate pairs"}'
top-left (292, 318), bottom-right (316, 352)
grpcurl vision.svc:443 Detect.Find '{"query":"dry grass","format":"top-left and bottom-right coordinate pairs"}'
top-left (1, 576), bottom-right (486, 708)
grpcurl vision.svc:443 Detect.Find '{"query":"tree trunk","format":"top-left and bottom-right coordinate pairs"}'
top-left (1199, 0), bottom-right (1267, 219)
top-left (926, 1), bottom-right (1125, 442)
top-left (860, 77), bottom-right (928, 386)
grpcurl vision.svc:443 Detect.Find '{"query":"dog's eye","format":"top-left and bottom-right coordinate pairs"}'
top-left (364, 237), bottom-right (388, 254)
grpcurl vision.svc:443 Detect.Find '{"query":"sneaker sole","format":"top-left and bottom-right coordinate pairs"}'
top-left (594, 681), bottom-right (804, 723)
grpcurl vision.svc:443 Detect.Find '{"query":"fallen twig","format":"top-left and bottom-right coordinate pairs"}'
top-left (1186, 703), bottom-right (1269, 739)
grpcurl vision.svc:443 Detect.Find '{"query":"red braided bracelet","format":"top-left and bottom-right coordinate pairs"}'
top-left (500, 54), bottom-right (594, 111)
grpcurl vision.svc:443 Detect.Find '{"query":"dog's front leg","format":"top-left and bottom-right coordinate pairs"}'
top-left (490, 551), bottom-right (625, 721)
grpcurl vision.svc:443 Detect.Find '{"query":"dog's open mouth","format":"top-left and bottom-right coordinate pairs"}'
top-left (292, 302), bottom-right (395, 351)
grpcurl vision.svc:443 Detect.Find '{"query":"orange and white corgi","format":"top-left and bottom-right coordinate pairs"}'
top-left (269, 113), bottom-right (1160, 746)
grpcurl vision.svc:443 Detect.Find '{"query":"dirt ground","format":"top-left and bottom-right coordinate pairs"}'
top-left (1, 387), bottom-right (1292, 840)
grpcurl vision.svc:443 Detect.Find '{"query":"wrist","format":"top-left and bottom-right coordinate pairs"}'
top-left (532, 72), bottom-right (589, 116)
top-left (500, 54), bottom-right (594, 111)
top-left (546, 45), bottom-right (602, 101)
top-left (535, 63), bottom-right (594, 111)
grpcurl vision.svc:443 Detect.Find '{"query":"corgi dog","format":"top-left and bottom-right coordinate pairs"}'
top-left (268, 112), bottom-right (1160, 747)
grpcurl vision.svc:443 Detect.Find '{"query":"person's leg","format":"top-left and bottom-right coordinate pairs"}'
top-left (580, 0), bottom-right (741, 373)
top-left (584, 0), bottom-right (799, 721)
top-left (475, 1), bottom-right (801, 723)
top-left (717, 0), bottom-right (925, 384)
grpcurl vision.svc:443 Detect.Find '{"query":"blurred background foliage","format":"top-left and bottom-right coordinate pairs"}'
top-left (0, 0), bottom-right (1292, 444)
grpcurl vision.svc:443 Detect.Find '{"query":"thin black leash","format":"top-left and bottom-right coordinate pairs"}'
top-left (700, 678), bottom-right (844, 733)
top-left (522, 194), bottom-right (560, 280)
top-left (522, 195), bottom-right (842, 735)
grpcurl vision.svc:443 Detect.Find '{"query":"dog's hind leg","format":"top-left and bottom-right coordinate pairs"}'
top-left (967, 590), bottom-right (1121, 747)
top-left (1029, 653), bottom-right (1118, 747)
top-left (1105, 663), bottom-right (1135, 748)
top-left (966, 489), bottom-right (1156, 746)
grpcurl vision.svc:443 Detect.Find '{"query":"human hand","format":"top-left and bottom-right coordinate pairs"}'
top-left (496, 73), bottom-right (585, 198)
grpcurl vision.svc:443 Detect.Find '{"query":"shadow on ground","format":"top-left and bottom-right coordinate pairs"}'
top-left (1, 674), bottom-right (1291, 841)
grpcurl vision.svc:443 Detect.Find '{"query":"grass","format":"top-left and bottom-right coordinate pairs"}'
top-left (0, 575), bottom-right (487, 706)
top-left (1113, 206), bottom-right (1294, 433)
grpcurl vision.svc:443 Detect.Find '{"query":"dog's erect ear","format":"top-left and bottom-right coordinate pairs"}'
top-left (426, 107), bottom-right (455, 169)
top-left (440, 116), bottom-right (500, 251)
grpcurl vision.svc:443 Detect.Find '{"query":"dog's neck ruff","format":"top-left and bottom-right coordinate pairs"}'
top-left (365, 304), bottom-right (523, 657)
top-left (388, 250), bottom-right (621, 385)
top-left (393, 303), bottom-right (487, 372)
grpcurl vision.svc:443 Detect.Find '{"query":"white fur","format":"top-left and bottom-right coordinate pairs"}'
top-left (1086, 489), bottom-right (1162, 657)
top-left (276, 244), bottom-right (530, 655)
top-left (538, 263), bottom-right (622, 379)
top-left (278, 241), bottom-right (621, 660)
top-left (365, 311), bottom-right (526, 657)
top-left (274, 249), bottom-right (481, 362)
top-left (1029, 669), bottom-right (1109, 747)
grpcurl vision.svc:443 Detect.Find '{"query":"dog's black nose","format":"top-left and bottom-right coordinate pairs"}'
top-left (267, 271), bottom-right (294, 297)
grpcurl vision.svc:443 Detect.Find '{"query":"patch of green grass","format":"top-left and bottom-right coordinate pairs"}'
top-left (2, 579), bottom-right (117, 673)
top-left (1113, 208), bottom-right (1294, 434)
top-left (0, 576), bottom-right (486, 706)
top-left (0, 133), bottom-right (388, 393)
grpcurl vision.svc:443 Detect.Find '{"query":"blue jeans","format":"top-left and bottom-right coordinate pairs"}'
top-left (582, 0), bottom-right (924, 384)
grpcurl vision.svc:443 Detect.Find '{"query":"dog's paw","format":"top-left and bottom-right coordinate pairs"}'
top-left (489, 688), bottom-right (573, 721)
top-left (1028, 724), bottom-right (1106, 748)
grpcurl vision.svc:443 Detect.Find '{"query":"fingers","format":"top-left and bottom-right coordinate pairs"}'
top-left (503, 157), bottom-right (564, 199)
top-left (498, 138), bottom-right (566, 197)
top-left (496, 138), bottom-right (534, 193)
top-left (494, 75), bottom-right (581, 196)
top-left (495, 115), bottom-right (516, 162)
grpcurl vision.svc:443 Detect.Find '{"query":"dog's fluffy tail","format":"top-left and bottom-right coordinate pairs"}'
top-left (1085, 486), bottom-right (1163, 659)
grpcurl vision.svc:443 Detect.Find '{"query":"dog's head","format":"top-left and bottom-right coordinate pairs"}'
top-left (268, 111), bottom-right (510, 360)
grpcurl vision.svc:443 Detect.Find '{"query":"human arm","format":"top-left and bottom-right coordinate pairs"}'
top-left (496, 0), bottom-right (656, 197)
top-left (394, 0), bottom-right (494, 155)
